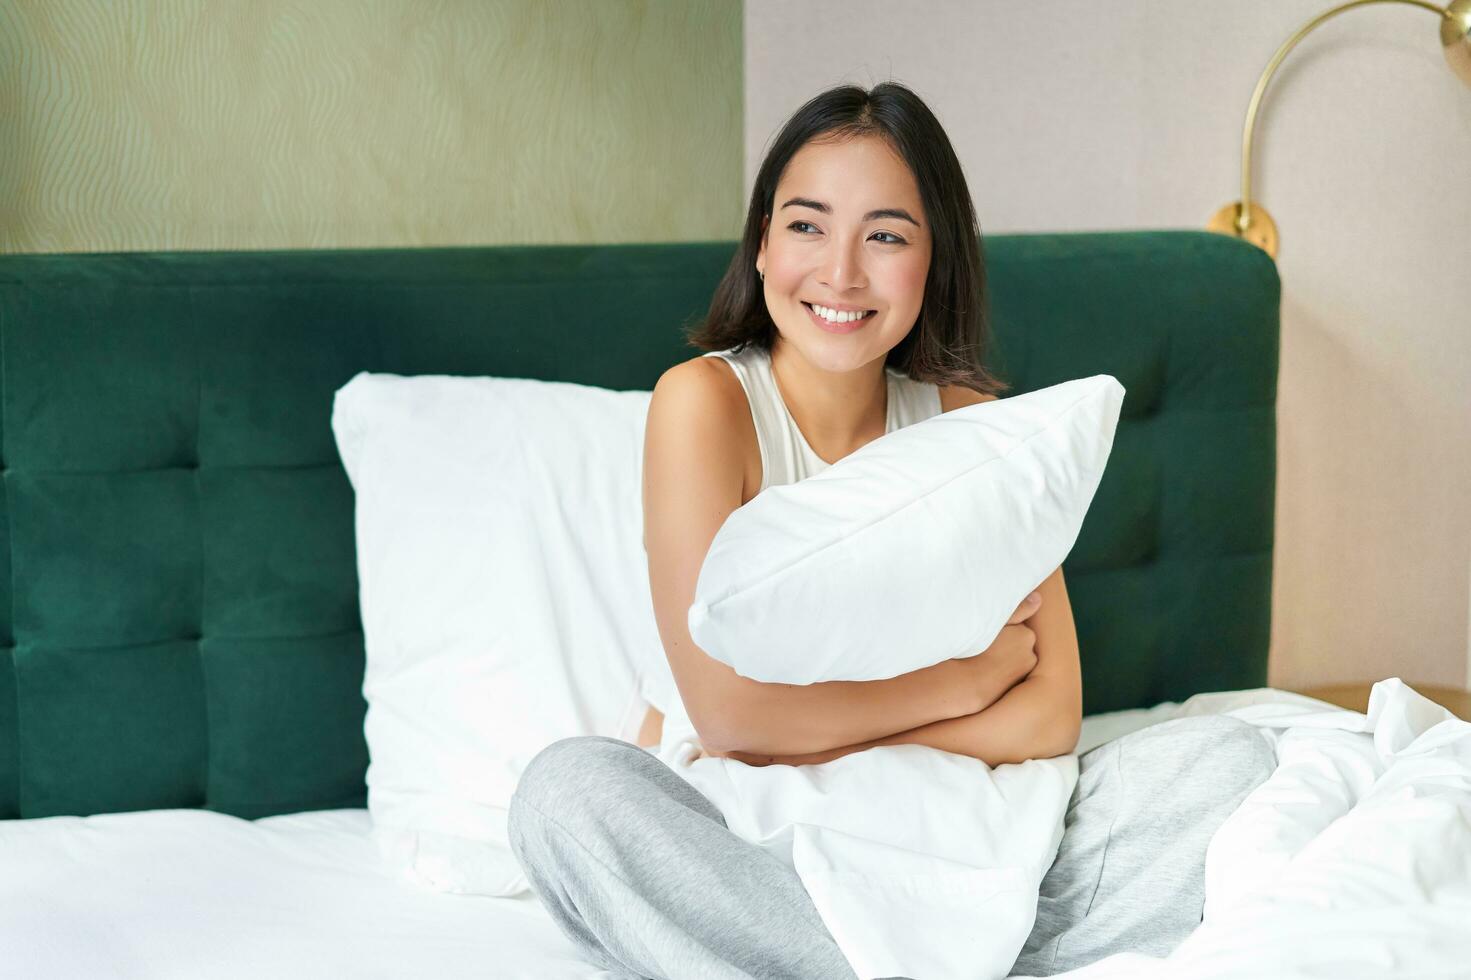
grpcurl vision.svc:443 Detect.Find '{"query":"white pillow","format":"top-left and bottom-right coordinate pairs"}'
top-left (331, 372), bottom-right (677, 898)
top-left (687, 374), bottom-right (1124, 685)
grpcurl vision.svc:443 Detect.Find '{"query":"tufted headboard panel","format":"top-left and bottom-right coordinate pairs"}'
top-left (0, 230), bottom-right (1278, 819)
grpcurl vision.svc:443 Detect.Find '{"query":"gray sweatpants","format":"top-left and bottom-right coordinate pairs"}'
top-left (507, 714), bottom-right (1275, 980)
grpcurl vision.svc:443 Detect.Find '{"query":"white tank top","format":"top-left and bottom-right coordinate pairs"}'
top-left (701, 343), bottom-right (943, 493)
top-left (645, 344), bottom-right (942, 758)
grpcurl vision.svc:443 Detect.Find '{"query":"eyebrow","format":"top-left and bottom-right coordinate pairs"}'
top-left (779, 197), bottom-right (921, 227)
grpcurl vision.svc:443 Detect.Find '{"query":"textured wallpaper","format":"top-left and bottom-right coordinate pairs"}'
top-left (0, 0), bottom-right (743, 253)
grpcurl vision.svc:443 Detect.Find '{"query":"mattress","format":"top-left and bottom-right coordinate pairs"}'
top-left (3, 686), bottom-right (1467, 980)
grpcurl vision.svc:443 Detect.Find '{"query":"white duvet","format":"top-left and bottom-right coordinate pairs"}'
top-left (655, 678), bottom-right (1471, 980)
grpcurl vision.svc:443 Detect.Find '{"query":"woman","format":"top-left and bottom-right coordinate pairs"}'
top-left (508, 83), bottom-right (1272, 980)
top-left (641, 78), bottom-right (1082, 771)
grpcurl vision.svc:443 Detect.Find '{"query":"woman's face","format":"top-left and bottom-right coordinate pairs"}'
top-left (757, 134), bottom-right (932, 374)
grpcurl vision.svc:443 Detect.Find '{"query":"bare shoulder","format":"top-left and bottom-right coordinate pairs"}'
top-left (656, 354), bottom-right (746, 412)
top-left (648, 354), bottom-right (759, 503)
top-left (937, 385), bottom-right (1000, 413)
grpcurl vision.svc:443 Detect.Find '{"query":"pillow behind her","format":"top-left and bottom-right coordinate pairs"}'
top-left (331, 372), bottom-right (676, 897)
top-left (687, 374), bottom-right (1125, 686)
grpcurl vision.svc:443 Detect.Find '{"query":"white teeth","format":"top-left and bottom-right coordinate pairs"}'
top-left (811, 303), bottom-right (873, 323)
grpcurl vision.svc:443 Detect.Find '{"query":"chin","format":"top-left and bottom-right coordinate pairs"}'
top-left (797, 337), bottom-right (882, 376)
top-left (789, 322), bottom-right (902, 371)
top-left (814, 342), bottom-right (875, 369)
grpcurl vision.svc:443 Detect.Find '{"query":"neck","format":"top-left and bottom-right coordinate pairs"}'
top-left (768, 336), bottom-right (888, 459)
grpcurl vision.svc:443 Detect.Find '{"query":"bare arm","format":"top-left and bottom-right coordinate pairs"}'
top-left (706, 618), bottom-right (1041, 753)
top-left (719, 661), bottom-right (985, 757)
top-left (635, 638), bottom-right (1025, 751)
top-left (722, 567), bottom-right (1083, 767)
top-left (730, 673), bottom-right (1078, 768)
top-left (643, 361), bottom-right (989, 758)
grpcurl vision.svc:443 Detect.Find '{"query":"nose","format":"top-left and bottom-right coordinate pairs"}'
top-left (817, 233), bottom-right (868, 294)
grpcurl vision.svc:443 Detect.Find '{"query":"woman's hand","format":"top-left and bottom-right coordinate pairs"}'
top-left (950, 591), bottom-right (1042, 711)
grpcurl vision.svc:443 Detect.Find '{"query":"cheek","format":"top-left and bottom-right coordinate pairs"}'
top-left (766, 254), bottom-right (801, 290)
top-left (883, 255), bottom-right (930, 308)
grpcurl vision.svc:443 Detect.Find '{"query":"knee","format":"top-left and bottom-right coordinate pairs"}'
top-left (512, 734), bottom-right (647, 822)
top-left (1171, 714), bottom-right (1275, 776)
top-left (1082, 714), bottom-right (1276, 811)
top-left (1130, 715), bottom-right (1276, 796)
top-left (1212, 716), bottom-right (1277, 793)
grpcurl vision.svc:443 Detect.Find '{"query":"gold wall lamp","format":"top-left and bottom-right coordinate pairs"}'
top-left (1207, 0), bottom-right (1471, 258)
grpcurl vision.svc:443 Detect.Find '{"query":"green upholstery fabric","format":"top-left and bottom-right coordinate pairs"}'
top-left (0, 230), bottom-right (1279, 820)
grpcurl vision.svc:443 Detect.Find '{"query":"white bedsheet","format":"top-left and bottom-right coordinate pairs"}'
top-left (2, 681), bottom-right (1467, 980)
top-left (0, 807), bottom-right (609, 980)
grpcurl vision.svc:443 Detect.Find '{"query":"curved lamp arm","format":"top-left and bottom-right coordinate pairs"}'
top-left (1208, 0), bottom-right (1471, 258)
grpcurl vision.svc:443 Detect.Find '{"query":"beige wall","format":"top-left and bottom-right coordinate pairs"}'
top-left (747, 0), bottom-right (1471, 691)
top-left (0, 0), bottom-right (743, 251)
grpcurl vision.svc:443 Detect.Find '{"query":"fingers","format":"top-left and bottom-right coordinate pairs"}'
top-left (1007, 590), bottom-right (1043, 624)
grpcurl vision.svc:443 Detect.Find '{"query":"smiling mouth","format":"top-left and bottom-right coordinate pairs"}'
top-left (801, 301), bottom-right (877, 334)
top-left (801, 301), bottom-right (877, 323)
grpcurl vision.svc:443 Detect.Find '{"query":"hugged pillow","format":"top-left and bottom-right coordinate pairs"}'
top-left (331, 372), bottom-right (677, 897)
top-left (687, 375), bottom-right (1124, 685)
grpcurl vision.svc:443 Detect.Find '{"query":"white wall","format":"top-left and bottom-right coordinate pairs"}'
top-left (747, 0), bottom-right (1471, 691)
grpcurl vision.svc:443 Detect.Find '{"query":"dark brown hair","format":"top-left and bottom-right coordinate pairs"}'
top-left (685, 81), bottom-right (1008, 396)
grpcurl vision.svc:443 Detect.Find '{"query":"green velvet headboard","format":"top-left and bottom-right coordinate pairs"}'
top-left (0, 230), bottom-right (1279, 820)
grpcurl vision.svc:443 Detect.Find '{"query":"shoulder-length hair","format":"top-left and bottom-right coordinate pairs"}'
top-left (685, 81), bottom-right (1009, 396)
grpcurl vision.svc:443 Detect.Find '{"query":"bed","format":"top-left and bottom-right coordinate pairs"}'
top-left (1, 232), bottom-right (1465, 979)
